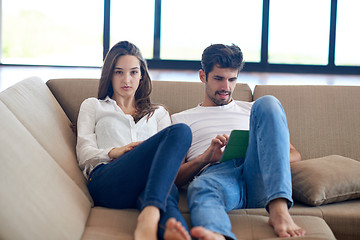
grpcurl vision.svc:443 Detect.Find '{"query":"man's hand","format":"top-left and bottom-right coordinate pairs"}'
top-left (108, 141), bottom-right (143, 160)
top-left (175, 134), bottom-right (229, 187)
top-left (202, 134), bottom-right (229, 164)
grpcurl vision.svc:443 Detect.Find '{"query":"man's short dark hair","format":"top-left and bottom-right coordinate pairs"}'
top-left (201, 44), bottom-right (244, 78)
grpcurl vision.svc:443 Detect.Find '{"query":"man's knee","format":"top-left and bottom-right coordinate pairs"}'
top-left (254, 95), bottom-right (281, 110)
top-left (252, 95), bottom-right (285, 117)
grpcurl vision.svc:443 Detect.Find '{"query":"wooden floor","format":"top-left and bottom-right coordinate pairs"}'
top-left (1, 65), bottom-right (360, 92)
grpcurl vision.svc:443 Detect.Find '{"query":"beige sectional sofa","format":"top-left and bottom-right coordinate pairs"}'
top-left (1, 76), bottom-right (360, 240)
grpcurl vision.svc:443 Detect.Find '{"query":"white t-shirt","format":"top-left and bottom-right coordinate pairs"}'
top-left (172, 100), bottom-right (254, 162)
top-left (76, 96), bottom-right (171, 178)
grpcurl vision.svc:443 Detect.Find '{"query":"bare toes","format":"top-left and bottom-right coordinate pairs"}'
top-left (164, 218), bottom-right (190, 240)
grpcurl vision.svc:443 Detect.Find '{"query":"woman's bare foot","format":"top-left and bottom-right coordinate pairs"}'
top-left (164, 218), bottom-right (191, 240)
top-left (190, 226), bottom-right (226, 240)
top-left (268, 198), bottom-right (306, 237)
top-left (134, 206), bottom-right (160, 240)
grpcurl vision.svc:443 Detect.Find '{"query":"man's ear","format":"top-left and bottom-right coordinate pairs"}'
top-left (199, 69), bottom-right (206, 83)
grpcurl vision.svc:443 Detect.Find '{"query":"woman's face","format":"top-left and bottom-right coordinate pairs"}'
top-left (111, 55), bottom-right (142, 99)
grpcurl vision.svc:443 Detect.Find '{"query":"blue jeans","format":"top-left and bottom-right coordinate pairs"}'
top-left (87, 123), bottom-right (192, 239)
top-left (187, 96), bottom-right (293, 240)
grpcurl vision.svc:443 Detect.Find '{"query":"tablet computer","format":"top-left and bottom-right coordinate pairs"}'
top-left (220, 130), bottom-right (249, 163)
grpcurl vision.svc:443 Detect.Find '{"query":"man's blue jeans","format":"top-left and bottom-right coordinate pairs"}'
top-left (87, 123), bottom-right (192, 239)
top-left (187, 96), bottom-right (293, 240)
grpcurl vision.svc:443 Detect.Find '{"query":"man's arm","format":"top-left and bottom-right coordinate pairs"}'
top-left (175, 134), bottom-right (228, 187)
top-left (290, 143), bottom-right (301, 163)
top-left (175, 137), bottom-right (301, 186)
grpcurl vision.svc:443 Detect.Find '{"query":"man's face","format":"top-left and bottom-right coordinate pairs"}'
top-left (200, 65), bottom-right (238, 106)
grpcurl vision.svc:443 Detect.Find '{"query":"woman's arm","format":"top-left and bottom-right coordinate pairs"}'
top-left (76, 98), bottom-right (113, 169)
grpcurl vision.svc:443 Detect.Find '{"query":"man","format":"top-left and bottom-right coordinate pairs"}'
top-left (172, 43), bottom-right (305, 240)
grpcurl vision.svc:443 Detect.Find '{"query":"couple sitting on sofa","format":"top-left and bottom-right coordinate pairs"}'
top-left (76, 40), bottom-right (306, 240)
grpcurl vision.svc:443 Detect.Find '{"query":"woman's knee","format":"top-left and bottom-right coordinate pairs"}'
top-left (171, 123), bottom-right (191, 134)
top-left (169, 123), bottom-right (192, 142)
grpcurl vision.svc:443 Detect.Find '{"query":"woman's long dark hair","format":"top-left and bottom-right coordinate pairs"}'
top-left (98, 41), bottom-right (158, 122)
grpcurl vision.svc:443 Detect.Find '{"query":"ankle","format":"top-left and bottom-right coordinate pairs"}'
top-left (268, 198), bottom-right (289, 215)
top-left (138, 206), bottom-right (160, 222)
top-left (135, 206), bottom-right (160, 240)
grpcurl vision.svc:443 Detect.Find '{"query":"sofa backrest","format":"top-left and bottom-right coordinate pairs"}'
top-left (46, 78), bottom-right (360, 162)
top-left (253, 85), bottom-right (360, 161)
top-left (46, 78), bottom-right (253, 125)
top-left (46, 78), bottom-right (99, 127)
top-left (0, 77), bottom-right (91, 239)
top-left (150, 80), bottom-right (253, 114)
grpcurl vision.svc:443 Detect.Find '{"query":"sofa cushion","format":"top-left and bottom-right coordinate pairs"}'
top-left (82, 207), bottom-right (335, 240)
top-left (230, 215), bottom-right (335, 240)
top-left (318, 199), bottom-right (360, 240)
top-left (0, 77), bottom-right (92, 203)
top-left (82, 207), bottom-right (139, 240)
top-left (291, 155), bottom-right (360, 206)
top-left (0, 101), bottom-right (91, 240)
top-left (46, 79), bottom-right (253, 125)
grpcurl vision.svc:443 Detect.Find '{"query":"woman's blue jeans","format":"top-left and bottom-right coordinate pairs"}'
top-left (87, 123), bottom-right (192, 239)
top-left (187, 96), bottom-right (293, 240)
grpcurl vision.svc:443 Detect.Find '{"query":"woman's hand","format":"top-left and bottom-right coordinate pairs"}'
top-left (108, 141), bottom-right (143, 160)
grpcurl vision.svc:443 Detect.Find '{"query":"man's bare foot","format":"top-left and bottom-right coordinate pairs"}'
top-left (134, 206), bottom-right (160, 240)
top-left (164, 218), bottom-right (191, 240)
top-left (268, 198), bottom-right (306, 237)
top-left (190, 226), bottom-right (226, 240)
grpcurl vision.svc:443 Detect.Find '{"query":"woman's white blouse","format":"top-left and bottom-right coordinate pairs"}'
top-left (76, 96), bottom-right (171, 178)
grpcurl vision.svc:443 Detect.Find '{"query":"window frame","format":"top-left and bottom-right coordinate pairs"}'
top-left (0, 0), bottom-right (359, 75)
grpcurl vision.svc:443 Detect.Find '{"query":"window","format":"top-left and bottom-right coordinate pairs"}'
top-left (110, 0), bottom-right (154, 59)
top-left (1, 0), bottom-right (359, 74)
top-left (1, 0), bottom-right (103, 66)
top-left (268, 0), bottom-right (331, 65)
top-left (160, 0), bottom-right (263, 62)
top-left (335, 0), bottom-right (360, 66)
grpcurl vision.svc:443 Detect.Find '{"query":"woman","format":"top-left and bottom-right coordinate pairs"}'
top-left (76, 41), bottom-right (191, 240)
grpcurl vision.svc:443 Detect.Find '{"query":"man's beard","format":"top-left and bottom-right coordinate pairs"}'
top-left (207, 89), bottom-right (232, 106)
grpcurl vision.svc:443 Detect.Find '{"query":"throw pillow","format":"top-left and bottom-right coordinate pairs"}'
top-left (291, 155), bottom-right (360, 206)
